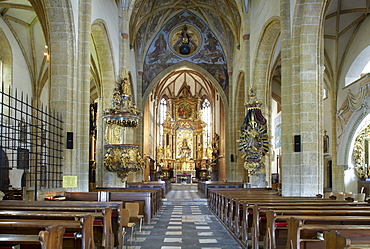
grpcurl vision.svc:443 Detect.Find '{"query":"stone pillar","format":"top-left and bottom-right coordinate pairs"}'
top-left (74, 0), bottom-right (93, 191)
top-left (46, 0), bottom-right (91, 191)
top-left (280, 0), bottom-right (325, 196)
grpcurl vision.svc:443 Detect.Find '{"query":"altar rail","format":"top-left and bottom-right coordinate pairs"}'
top-left (198, 181), bottom-right (245, 198)
top-left (127, 181), bottom-right (171, 198)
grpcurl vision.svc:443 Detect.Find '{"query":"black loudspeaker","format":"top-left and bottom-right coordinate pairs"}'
top-left (67, 132), bottom-right (73, 149)
top-left (294, 135), bottom-right (301, 152)
top-left (231, 154), bottom-right (234, 162)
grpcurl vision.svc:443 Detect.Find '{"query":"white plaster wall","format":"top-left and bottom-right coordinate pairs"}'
top-left (0, 20), bottom-right (32, 96)
top-left (40, 80), bottom-right (49, 108)
top-left (70, 0), bottom-right (79, 53)
top-left (92, 0), bottom-right (119, 76)
top-left (290, 0), bottom-right (297, 30)
top-left (127, 46), bottom-right (138, 101)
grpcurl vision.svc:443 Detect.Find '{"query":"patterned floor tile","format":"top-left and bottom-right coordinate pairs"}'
top-left (130, 190), bottom-right (242, 249)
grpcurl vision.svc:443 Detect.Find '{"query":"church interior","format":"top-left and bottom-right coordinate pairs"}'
top-left (0, 0), bottom-right (370, 248)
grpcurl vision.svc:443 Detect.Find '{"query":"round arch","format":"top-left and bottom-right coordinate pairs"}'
top-left (252, 16), bottom-right (281, 106)
top-left (91, 19), bottom-right (117, 108)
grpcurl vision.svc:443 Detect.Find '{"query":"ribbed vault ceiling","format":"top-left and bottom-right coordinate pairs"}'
top-left (129, 0), bottom-right (242, 59)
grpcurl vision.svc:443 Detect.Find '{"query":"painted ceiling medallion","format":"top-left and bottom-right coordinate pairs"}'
top-left (170, 24), bottom-right (201, 57)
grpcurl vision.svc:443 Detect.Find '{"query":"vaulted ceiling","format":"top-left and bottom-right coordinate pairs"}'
top-left (129, 0), bottom-right (243, 60)
top-left (324, 0), bottom-right (370, 84)
top-left (0, 0), bottom-right (48, 95)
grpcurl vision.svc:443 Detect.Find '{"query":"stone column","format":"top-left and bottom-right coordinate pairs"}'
top-left (46, 0), bottom-right (91, 191)
top-left (280, 0), bottom-right (325, 196)
top-left (74, 0), bottom-right (93, 191)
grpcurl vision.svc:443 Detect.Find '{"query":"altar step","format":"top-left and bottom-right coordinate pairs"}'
top-left (162, 198), bottom-right (208, 205)
top-left (163, 186), bottom-right (207, 205)
top-left (171, 183), bottom-right (198, 190)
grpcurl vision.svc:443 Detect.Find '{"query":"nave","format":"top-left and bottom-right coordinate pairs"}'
top-left (128, 188), bottom-right (242, 249)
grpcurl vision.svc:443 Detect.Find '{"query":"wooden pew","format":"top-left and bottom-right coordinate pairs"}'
top-left (89, 188), bottom-right (162, 223)
top-left (286, 217), bottom-right (370, 249)
top-left (198, 181), bottom-right (246, 198)
top-left (0, 212), bottom-right (95, 249)
top-left (324, 230), bottom-right (370, 249)
top-left (264, 210), bottom-right (370, 249)
top-left (65, 190), bottom-right (155, 224)
top-left (0, 225), bottom-right (65, 249)
top-left (207, 188), bottom-right (370, 249)
top-left (127, 181), bottom-right (171, 197)
top-left (0, 201), bottom-right (118, 249)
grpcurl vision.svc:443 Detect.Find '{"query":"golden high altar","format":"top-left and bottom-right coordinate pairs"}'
top-left (156, 85), bottom-right (215, 182)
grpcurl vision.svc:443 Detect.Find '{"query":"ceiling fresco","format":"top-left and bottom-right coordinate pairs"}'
top-left (142, 11), bottom-right (228, 96)
top-left (130, 0), bottom-right (241, 63)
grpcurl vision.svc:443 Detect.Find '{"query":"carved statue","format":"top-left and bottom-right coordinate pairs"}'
top-left (197, 144), bottom-right (203, 159)
top-left (179, 138), bottom-right (191, 158)
top-left (157, 145), bottom-right (164, 160)
top-left (206, 144), bottom-right (213, 160)
top-left (212, 133), bottom-right (220, 150)
top-left (165, 145), bottom-right (172, 159)
top-left (121, 77), bottom-right (131, 96)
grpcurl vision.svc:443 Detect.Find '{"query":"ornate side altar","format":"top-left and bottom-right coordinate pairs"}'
top-left (102, 72), bottom-right (144, 186)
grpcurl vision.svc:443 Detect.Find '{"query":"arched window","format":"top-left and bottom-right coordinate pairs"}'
top-left (362, 60), bottom-right (370, 75)
top-left (158, 97), bottom-right (167, 145)
top-left (345, 45), bottom-right (370, 85)
top-left (202, 98), bottom-right (211, 142)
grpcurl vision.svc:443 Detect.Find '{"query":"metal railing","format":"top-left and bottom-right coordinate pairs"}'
top-left (0, 83), bottom-right (63, 200)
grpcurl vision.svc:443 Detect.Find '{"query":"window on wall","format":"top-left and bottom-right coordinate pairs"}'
top-left (362, 60), bottom-right (370, 75)
top-left (345, 45), bottom-right (370, 85)
top-left (202, 98), bottom-right (211, 143)
top-left (158, 97), bottom-right (167, 145)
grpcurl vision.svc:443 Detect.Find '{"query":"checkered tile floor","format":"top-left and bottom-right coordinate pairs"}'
top-left (125, 190), bottom-right (242, 249)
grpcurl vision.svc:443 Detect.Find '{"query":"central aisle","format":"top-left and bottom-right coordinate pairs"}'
top-left (128, 189), bottom-right (242, 249)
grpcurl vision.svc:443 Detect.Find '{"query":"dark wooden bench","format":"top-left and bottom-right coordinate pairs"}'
top-left (207, 188), bottom-right (370, 249)
top-left (324, 230), bottom-right (370, 249)
top-left (264, 209), bottom-right (370, 249)
top-left (127, 181), bottom-right (171, 197)
top-left (0, 201), bottom-right (120, 249)
top-left (198, 181), bottom-right (246, 198)
top-left (0, 225), bottom-right (65, 249)
top-left (286, 216), bottom-right (370, 249)
top-left (88, 188), bottom-right (162, 223)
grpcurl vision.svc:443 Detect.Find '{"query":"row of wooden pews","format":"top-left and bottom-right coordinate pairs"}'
top-left (0, 225), bottom-right (65, 249)
top-left (0, 183), bottom-right (165, 248)
top-left (0, 200), bottom-right (121, 249)
top-left (208, 187), bottom-right (370, 249)
top-left (67, 186), bottom-right (163, 224)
